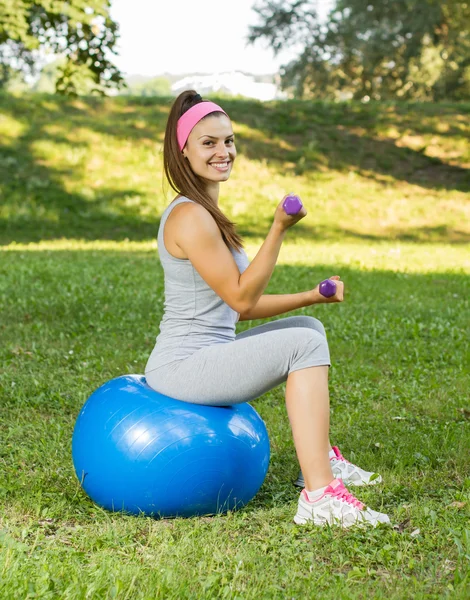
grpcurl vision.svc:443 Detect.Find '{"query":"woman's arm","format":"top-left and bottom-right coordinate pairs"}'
top-left (174, 200), bottom-right (306, 315)
top-left (239, 292), bottom-right (314, 321)
top-left (238, 276), bottom-right (344, 321)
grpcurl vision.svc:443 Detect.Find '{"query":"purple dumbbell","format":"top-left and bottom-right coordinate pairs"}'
top-left (282, 194), bottom-right (303, 215)
top-left (319, 279), bottom-right (337, 298)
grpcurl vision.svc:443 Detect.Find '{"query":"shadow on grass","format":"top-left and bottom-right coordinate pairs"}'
top-left (0, 93), bottom-right (469, 245)
top-left (0, 94), bottom-right (166, 243)
top-left (220, 97), bottom-right (470, 191)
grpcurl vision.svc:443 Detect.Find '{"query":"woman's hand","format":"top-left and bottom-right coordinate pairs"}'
top-left (310, 276), bottom-right (344, 304)
top-left (273, 194), bottom-right (307, 232)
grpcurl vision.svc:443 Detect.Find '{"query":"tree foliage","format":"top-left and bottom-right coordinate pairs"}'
top-left (249, 0), bottom-right (470, 100)
top-left (0, 0), bottom-right (123, 94)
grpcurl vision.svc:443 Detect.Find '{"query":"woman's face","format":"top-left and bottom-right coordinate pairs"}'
top-left (182, 114), bottom-right (236, 183)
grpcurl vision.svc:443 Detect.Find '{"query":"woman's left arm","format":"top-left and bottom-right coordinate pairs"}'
top-left (238, 292), bottom-right (314, 321)
top-left (238, 276), bottom-right (344, 321)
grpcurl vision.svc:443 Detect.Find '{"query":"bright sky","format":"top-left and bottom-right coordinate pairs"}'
top-left (109, 0), bottom-right (304, 76)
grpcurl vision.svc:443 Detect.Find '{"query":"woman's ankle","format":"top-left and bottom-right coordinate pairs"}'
top-left (303, 469), bottom-right (335, 492)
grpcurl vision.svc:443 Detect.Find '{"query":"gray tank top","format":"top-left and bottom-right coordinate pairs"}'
top-left (147, 196), bottom-right (250, 370)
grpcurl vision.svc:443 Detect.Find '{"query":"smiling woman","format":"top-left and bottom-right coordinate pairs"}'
top-left (162, 91), bottom-right (242, 250)
top-left (144, 90), bottom-right (389, 528)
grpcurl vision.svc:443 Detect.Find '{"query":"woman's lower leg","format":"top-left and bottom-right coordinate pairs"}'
top-left (285, 365), bottom-right (334, 491)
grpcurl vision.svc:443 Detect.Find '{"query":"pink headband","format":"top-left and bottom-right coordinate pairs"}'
top-left (177, 101), bottom-right (228, 151)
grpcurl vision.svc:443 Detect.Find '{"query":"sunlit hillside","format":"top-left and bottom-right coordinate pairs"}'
top-left (1, 94), bottom-right (468, 250)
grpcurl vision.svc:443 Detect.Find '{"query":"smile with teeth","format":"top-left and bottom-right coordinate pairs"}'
top-left (209, 161), bottom-right (231, 171)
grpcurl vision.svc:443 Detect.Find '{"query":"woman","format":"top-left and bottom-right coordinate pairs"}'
top-left (145, 90), bottom-right (389, 527)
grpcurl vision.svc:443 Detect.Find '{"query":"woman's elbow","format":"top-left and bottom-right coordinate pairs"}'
top-left (232, 298), bottom-right (254, 316)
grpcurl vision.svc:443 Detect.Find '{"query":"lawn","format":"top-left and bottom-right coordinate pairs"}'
top-left (0, 93), bottom-right (469, 599)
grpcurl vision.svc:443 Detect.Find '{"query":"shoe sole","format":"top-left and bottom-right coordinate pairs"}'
top-left (294, 514), bottom-right (329, 526)
top-left (294, 474), bottom-right (383, 488)
top-left (294, 513), bottom-right (388, 528)
top-left (293, 514), bottom-right (372, 528)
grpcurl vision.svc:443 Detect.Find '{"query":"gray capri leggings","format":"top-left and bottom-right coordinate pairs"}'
top-left (146, 316), bottom-right (330, 406)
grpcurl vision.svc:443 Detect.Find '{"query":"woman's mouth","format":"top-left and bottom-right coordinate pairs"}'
top-left (209, 161), bottom-right (231, 172)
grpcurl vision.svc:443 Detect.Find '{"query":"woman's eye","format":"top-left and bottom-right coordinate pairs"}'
top-left (203, 139), bottom-right (234, 146)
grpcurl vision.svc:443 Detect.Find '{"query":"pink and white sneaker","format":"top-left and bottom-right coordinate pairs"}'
top-left (294, 446), bottom-right (383, 488)
top-left (294, 479), bottom-right (390, 527)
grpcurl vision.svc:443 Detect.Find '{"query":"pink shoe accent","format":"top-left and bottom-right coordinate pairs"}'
top-left (331, 446), bottom-right (350, 463)
top-left (328, 479), bottom-right (364, 509)
top-left (303, 479), bottom-right (364, 510)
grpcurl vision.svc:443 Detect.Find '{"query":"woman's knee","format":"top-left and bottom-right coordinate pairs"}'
top-left (290, 328), bottom-right (330, 368)
top-left (297, 315), bottom-right (327, 338)
top-left (296, 327), bottom-right (329, 353)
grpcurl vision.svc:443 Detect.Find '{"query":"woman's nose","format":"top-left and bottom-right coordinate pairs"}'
top-left (215, 142), bottom-right (228, 156)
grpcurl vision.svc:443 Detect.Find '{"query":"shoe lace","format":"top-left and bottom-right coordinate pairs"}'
top-left (331, 446), bottom-right (350, 463)
top-left (330, 482), bottom-right (364, 510)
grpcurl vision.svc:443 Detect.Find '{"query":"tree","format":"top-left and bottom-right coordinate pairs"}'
top-left (0, 0), bottom-right (124, 94)
top-left (31, 55), bottom-right (103, 94)
top-left (248, 0), bottom-right (470, 100)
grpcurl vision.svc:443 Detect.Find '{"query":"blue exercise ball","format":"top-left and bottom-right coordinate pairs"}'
top-left (72, 374), bottom-right (270, 518)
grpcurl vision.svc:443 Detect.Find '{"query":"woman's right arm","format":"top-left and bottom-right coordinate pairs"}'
top-left (174, 200), bottom-right (306, 315)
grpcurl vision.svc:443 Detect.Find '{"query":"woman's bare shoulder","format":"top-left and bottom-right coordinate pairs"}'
top-left (165, 199), bottom-right (218, 258)
top-left (169, 199), bottom-right (216, 231)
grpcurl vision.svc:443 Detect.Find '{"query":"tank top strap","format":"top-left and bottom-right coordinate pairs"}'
top-left (157, 196), bottom-right (195, 262)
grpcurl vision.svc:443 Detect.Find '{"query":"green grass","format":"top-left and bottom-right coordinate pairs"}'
top-left (1, 93), bottom-right (469, 599)
top-left (1, 94), bottom-right (469, 245)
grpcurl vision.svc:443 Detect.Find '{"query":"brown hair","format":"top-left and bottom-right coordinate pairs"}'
top-left (163, 90), bottom-right (243, 251)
